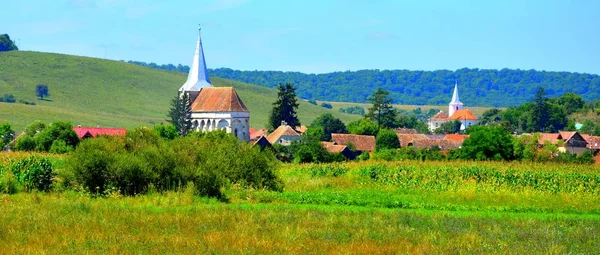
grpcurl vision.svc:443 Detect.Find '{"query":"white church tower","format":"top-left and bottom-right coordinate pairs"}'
top-left (179, 28), bottom-right (251, 141)
top-left (448, 82), bottom-right (463, 117)
top-left (179, 28), bottom-right (213, 100)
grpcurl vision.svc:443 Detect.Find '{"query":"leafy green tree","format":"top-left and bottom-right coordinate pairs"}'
top-left (168, 92), bottom-right (192, 136)
top-left (559, 92), bottom-right (585, 114)
top-left (35, 84), bottom-right (49, 100)
top-left (34, 122), bottom-right (80, 152)
top-left (0, 123), bottom-right (14, 150)
top-left (24, 121), bottom-right (46, 136)
top-left (375, 129), bottom-right (400, 151)
top-left (347, 118), bottom-right (379, 136)
top-left (479, 108), bottom-right (503, 126)
top-left (434, 120), bottom-right (461, 134)
top-left (0, 34), bottom-right (18, 52)
top-left (580, 119), bottom-right (600, 136)
top-left (459, 126), bottom-right (515, 161)
top-left (309, 113), bottom-right (347, 141)
top-left (366, 88), bottom-right (397, 128)
top-left (268, 83), bottom-right (300, 130)
top-left (395, 115), bottom-right (430, 134)
top-left (154, 124), bottom-right (179, 140)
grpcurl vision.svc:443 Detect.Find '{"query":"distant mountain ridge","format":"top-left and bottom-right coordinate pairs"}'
top-left (128, 61), bottom-right (600, 107)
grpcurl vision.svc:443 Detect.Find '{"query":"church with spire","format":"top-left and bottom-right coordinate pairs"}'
top-left (428, 83), bottom-right (478, 132)
top-left (179, 28), bottom-right (250, 141)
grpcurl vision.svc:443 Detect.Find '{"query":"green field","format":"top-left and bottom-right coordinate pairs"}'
top-left (0, 51), bottom-right (360, 131)
top-left (2, 157), bottom-right (600, 254)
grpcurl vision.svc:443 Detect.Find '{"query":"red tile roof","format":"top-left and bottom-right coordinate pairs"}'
top-left (447, 109), bottom-right (478, 121)
top-left (412, 139), bottom-right (461, 150)
top-left (249, 128), bottom-right (268, 141)
top-left (191, 87), bottom-right (248, 112)
top-left (321, 141), bottom-right (349, 153)
top-left (397, 134), bottom-right (429, 147)
top-left (443, 134), bottom-right (469, 143)
top-left (73, 127), bottom-right (126, 139)
top-left (295, 126), bottom-right (308, 134)
top-left (559, 131), bottom-right (577, 142)
top-left (395, 128), bottom-right (418, 134)
top-left (331, 134), bottom-right (376, 152)
top-left (266, 125), bottom-right (301, 144)
top-left (538, 133), bottom-right (563, 145)
top-left (429, 111), bottom-right (449, 120)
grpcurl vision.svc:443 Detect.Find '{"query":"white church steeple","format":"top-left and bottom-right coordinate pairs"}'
top-left (448, 82), bottom-right (463, 117)
top-left (179, 27), bottom-right (213, 99)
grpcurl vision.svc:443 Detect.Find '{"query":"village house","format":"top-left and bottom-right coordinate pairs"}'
top-left (428, 83), bottom-right (478, 132)
top-left (266, 122), bottom-right (302, 146)
top-left (331, 133), bottom-right (376, 154)
top-left (321, 141), bottom-right (355, 160)
top-left (73, 126), bottom-right (126, 139)
top-left (179, 29), bottom-right (250, 141)
top-left (537, 132), bottom-right (589, 155)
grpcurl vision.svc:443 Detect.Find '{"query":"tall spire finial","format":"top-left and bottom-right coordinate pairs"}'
top-left (198, 24), bottom-right (201, 37)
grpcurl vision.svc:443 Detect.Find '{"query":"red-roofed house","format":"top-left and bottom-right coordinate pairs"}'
top-left (267, 122), bottom-right (302, 146)
top-left (249, 128), bottom-right (268, 141)
top-left (321, 141), bottom-right (355, 159)
top-left (331, 134), bottom-right (376, 153)
top-left (443, 134), bottom-right (469, 143)
top-left (73, 127), bottom-right (127, 139)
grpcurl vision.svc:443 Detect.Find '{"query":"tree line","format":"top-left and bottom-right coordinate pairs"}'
top-left (127, 59), bottom-right (600, 107)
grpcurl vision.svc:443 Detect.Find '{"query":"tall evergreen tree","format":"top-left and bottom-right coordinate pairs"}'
top-left (530, 87), bottom-right (549, 132)
top-left (268, 83), bottom-right (300, 130)
top-left (366, 88), bottom-right (397, 128)
top-left (168, 92), bottom-right (192, 136)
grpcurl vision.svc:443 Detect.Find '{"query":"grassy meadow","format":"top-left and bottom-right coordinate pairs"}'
top-left (0, 51), bottom-right (360, 131)
top-left (2, 154), bottom-right (600, 254)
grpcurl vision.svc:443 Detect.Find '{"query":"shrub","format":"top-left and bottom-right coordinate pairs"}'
top-left (9, 156), bottom-right (54, 192)
top-left (320, 103), bottom-right (333, 109)
top-left (14, 136), bottom-right (36, 151)
top-left (0, 94), bottom-right (16, 103)
top-left (0, 166), bottom-right (21, 194)
top-left (64, 129), bottom-right (282, 197)
top-left (49, 140), bottom-right (73, 154)
top-left (375, 129), bottom-right (400, 151)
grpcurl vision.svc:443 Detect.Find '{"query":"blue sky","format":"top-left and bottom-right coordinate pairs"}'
top-left (4, 0), bottom-right (600, 74)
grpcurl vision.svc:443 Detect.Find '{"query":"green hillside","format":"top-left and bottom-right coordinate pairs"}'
top-left (0, 51), bottom-right (360, 132)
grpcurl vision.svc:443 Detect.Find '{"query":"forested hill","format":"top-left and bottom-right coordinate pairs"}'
top-left (127, 61), bottom-right (600, 107)
top-left (209, 68), bottom-right (600, 107)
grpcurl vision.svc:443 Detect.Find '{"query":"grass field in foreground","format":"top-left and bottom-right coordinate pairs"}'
top-left (2, 159), bottom-right (600, 253)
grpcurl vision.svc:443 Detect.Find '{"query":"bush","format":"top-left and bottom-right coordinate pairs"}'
top-left (49, 140), bottom-right (73, 154)
top-left (320, 103), bottom-right (333, 109)
top-left (64, 129), bottom-right (282, 198)
top-left (9, 156), bottom-right (54, 192)
top-left (0, 94), bottom-right (16, 103)
top-left (14, 136), bottom-right (36, 151)
top-left (0, 167), bottom-right (21, 194)
top-left (375, 129), bottom-right (400, 151)
top-left (15, 121), bottom-right (79, 153)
